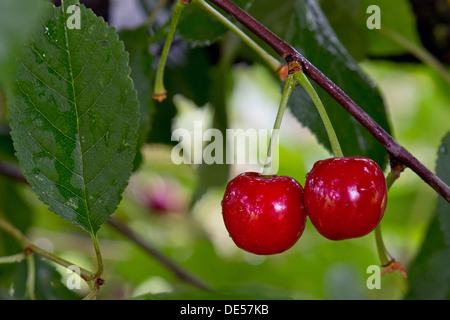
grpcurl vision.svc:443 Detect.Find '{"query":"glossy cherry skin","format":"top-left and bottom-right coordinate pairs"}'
top-left (221, 172), bottom-right (307, 255)
top-left (303, 157), bottom-right (387, 241)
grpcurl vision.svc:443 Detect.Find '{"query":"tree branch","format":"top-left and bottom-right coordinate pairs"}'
top-left (0, 215), bottom-right (95, 282)
top-left (207, 0), bottom-right (450, 202)
top-left (0, 161), bottom-right (27, 184)
top-left (106, 218), bottom-right (214, 292)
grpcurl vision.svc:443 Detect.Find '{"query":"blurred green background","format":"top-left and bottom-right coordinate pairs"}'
top-left (0, 0), bottom-right (449, 300)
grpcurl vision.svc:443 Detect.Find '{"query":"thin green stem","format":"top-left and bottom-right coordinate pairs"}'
top-left (81, 235), bottom-right (105, 300)
top-left (374, 224), bottom-right (391, 266)
top-left (28, 243), bottom-right (93, 281)
top-left (293, 71), bottom-right (343, 158)
top-left (26, 255), bottom-right (36, 300)
top-left (374, 163), bottom-right (405, 267)
top-left (206, 0), bottom-right (450, 202)
top-left (192, 0), bottom-right (283, 75)
top-left (385, 169), bottom-right (399, 190)
top-left (0, 215), bottom-right (94, 282)
top-left (0, 252), bottom-right (26, 264)
top-left (83, 283), bottom-right (100, 300)
top-left (92, 234), bottom-right (103, 278)
top-left (262, 73), bottom-right (297, 176)
top-left (153, 0), bottom-right (187, 102)
top-left (380, 27), bottom-right (450, 86)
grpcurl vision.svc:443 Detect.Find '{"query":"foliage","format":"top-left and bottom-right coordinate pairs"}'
top-left (0, 0), bottom-right (448, 300)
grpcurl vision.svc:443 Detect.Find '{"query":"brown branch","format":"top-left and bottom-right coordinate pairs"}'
top-left (106, 218), bottom-right (214, 292)
top-left (0, 161), bottom-right (27, 184)
top-left (207, 0), bottom-right (450, 203)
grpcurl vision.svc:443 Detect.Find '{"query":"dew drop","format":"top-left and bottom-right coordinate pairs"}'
top-left (440, 146), bottom-right (447, 154)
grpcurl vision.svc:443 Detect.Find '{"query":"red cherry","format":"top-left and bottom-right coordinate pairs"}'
top-left (221, 172), bottom-right (307, 255)
top-left (303, 157), bottom-right (387, 241)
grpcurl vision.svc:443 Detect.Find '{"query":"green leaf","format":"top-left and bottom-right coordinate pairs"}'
top-left (320, 0), bottom-right (421, 60)
top-left (7, 0), bottom-right (140, 235)
top-left (360, 0), bottom-right (421, 58)
top-left (405, 216), bottom-right (450, 299)
top-left (177, 0), bottom-right (254, 47)
top-left (286, 0), bottom-right (391, 168)
top-left (247, 0), bottom-right (295, 38)
top-left (405, 132), bottom-right (450, 300)
top-left (436, 132), bottom-right (450, 246)
top-left (319, 0), bottom-right (368, 61)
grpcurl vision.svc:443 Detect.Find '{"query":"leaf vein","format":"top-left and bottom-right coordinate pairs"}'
top-left (18, 122), bottom-right (83, 180)
top-left (16, 79), bottom-right (77, 143)
top-left (85, 151), bottom-right (122, 187)
top-left (29, 44), bottom-right (71, 84)
top-left (17, 57), bottom-right (74, 106)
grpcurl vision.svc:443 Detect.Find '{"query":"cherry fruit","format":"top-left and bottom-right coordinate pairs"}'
top-left (221, 172), bottom-right (307, 255)
top-left (304, 157), bottom-right (387, 241)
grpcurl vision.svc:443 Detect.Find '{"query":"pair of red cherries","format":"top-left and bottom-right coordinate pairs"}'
top-left (221, 156), bottom-right (388, 255)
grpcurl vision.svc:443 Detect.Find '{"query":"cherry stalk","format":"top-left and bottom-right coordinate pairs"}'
top-left (207, 0), bottom-right (450, 203)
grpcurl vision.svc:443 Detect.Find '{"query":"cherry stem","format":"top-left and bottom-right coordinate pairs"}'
top-left (293, 71), bottom-right (344, 158)
top-left (153, 0), bottom-right (188, 102)
top-left (206, 0), bottom-right (450, 203)
top-left (192, 0), bottom-right (283, 76)
top-left (374, 161), bottom-right (406, 267)
top-left (375, 224), bottom-right (392, 266)
top-left (83, 282), bottom-right (101, 300)
top-left (262, 73), bottom-right (297, 176)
